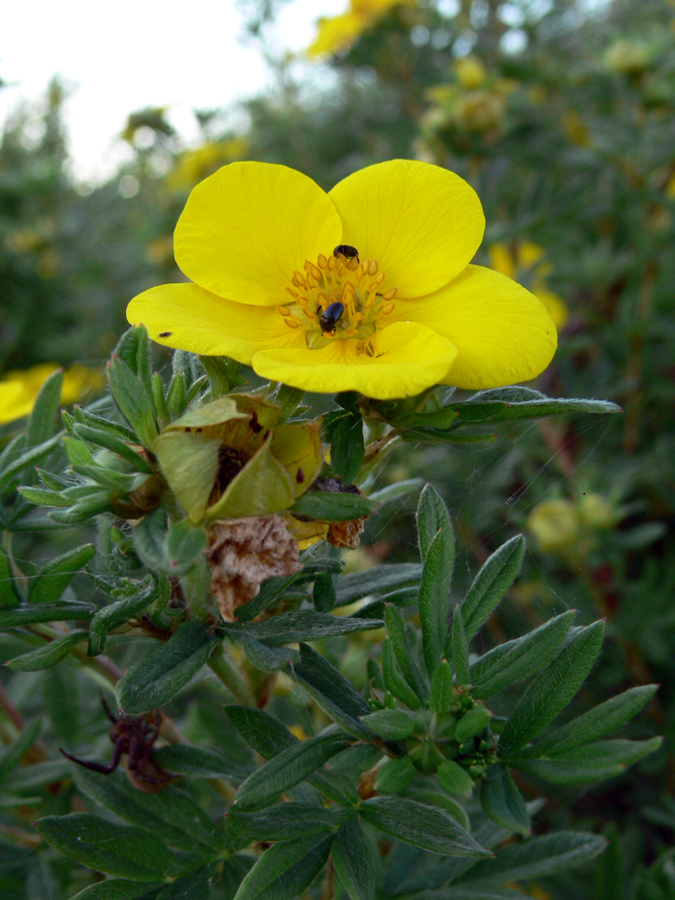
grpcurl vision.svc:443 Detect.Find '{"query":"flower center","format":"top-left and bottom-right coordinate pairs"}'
top-left (277, 245), bottom-right (398, 350)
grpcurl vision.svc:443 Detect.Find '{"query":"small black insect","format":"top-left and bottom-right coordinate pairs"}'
top-left (319, 301), bottom-right (345, 334)
top-left (333, 244), bottom-right (360, 262)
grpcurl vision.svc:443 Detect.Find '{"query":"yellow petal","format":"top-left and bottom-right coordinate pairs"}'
top-left (127, 283), bottom-right (304, 362)
top-left (271, 421), bottom-right (324, 499)
top-left (487, 243), bottom-right (515, 279)
top-left (328, 160), bottom-right (485, 299)
top-left (174, 162), bottom-right (343, 306)
top-left (533, 287), bottom-right (568, 330)
top-left (0, 381), bottom-right (32, 425)
top-left (252, 321), bottom-right (457, 399)
top-left (390, 265), bottom-right (557, 389)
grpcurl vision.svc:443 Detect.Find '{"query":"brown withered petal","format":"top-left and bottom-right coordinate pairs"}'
top-left (328, 517), bottom-right (366, 549)
top-left (206, 515), bottom-right (302, 622)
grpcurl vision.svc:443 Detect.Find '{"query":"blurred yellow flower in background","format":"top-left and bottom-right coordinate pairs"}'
top-left (453, 56), bottom-right (488, 90)
top-left (527, 493), bottom-right (617, 559)
top-left (488, 242), bottom-right (568, 329)
top-left (167, 138), bottom-right (249, 193)
top-left (0, 363), bottom-right (105, 426)
top-left (128, 159), bottom-right (557, 399)
top-left (307, 0), bottom-right (415, 57)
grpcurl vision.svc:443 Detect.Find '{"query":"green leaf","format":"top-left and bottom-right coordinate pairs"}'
top-left (107, 355), bottom-right (158, 449)
top-left (68, 878), bottom-right (162, 900)
top-left (449, 388), bottom-right (622, 424)
top-left (419, 530), bottom-right (451, 677)
top-left (36, 813), bottom-right (175, 880)
top-left (361, 709), bottom-right (416, 740)
top-left (235, 633), bottom-right (298, 673)
top-left (73, 423), bottom-right (154, 473)
top-left (377, 756), bottom-right (416, 794)
top-left (289, 491), bottom-right (377, 521)
top-left (27, 369), bottom-right (63, 447)
top-left (0, 433), bottom-right (63, 492)
top-left (452, 607), bottom-right (470, 686)
top-left (438, 760), bottom-right (474, 798)
top-left (132, 508), bottom-right (207, 577)
top-left (73, 768), bottom-right (222, 852)
top-left (382, 638), bottom-right (422, 711)
top-left (229, 802), bottom-right (345, 843)
top-left (89, 577), bottom-right (163, 655)
top-left (71, 406), bottom-right (139, 444)
top-left (232, 611), bottom-right (383, 645)
top-left (0, 718), bottom-right (43, 783)
top-left (417, 484), bottom-right (454, 566)
top-left (0, 601), bottom-right (95, 627)
top-left (274, 384), bottom-right (307, 424)
top-left (6, 630), bottom-right (88, 671)
top-left (411, 790), bottom-right (471, 833)
top-left (459, 535), bottom-right (525, 641)
top-left (480, 765), bottom-right (530, 835)
top-left (151, 744), bottom-right (240, 780)
top-left (332, 816), bottom-right (377, 900)
top-left (530, 684), bottom-right (659, 755)
top-left (234, 732), bottom-right (351, 809)
top-left (499, 621), bottom-right (605, 753)
top-left (0, 546), bottom-right (23, 607)
top-left (360, 796), bottom-right (490, 857)
top-left (116, 620), bottom-right (218, 715)
top-left (455, 706), bottom-right (492, 744)
top-left (233, 833), bottom-right (333, 900)
top-left (335, 563), bottom-right (422, 608)
top-left (312, 574), bottom-right (336, 612)
top-left (454, 830), bottom-right (607, 885)
top-left (430, 659), bottom-right (453, 713)
top-left (17, 484), bottom-right (72, 508)
top-left (327, 409), bottom-right (365, 484)
top-left (368, 479), bottom-right (424, 506)
top-left (28, 544), bottom-right (95, 604)
top-left (289, 643), bottom-right (374, 740)
top-left (385, 604), bottom-right (427, 703)
top-left (509, 737), bottom-right (663, 784)
top-left (64, 435), bottom-right (95, 467)
top-left (470, 611), bottom-right (576, 699)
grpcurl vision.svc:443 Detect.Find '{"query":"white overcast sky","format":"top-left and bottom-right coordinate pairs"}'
top-left (0, 0), bottom-right (345, 181)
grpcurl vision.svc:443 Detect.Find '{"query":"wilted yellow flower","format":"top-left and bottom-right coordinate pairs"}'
top-left (453, 90), bottom-right (506, 133)
top-left (0, 363), bottom-right (105, 426)
top-left (153, 394), bottom-right (323, 523)
top-left (307, 0), bottom-right (415, 57)
top-left (488, 242), bottom-right (568, 330)
top-left (128, 160), bottom-right (557, 400)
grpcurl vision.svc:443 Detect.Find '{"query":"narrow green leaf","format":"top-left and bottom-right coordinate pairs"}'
top-left (417, 484), bottom-right (453, 565)
top-left (419, 530), bottom-right (451, 676)
top-left (229, 803), bottom-right (345, 843)
top-left (233, 833), bottom-right (333, 900)
top-left (531, 684), bottom-right (659, 755)
top-left (335, 563), bottom-right (422, 608)
top-left (360, 796), bottom-right (491, 857)
top-left (509, 737), bottom-right (663, 784)
top-left (28, 544), bottom-right (95, 603)
top-left (289, 491), bottom-right (377, 521)
top-left (430, 659), bottom-right (453, 713)
top-left (377, 756), bottom-right (416, 794)
top-left (0, 546), bottom-right (23, 607)
top-left (152, 744), bottom-right (241, 780)
top-left (455, 706), bottom-right (492, 744)
top-left (361, 709), bottom-right (416, 740)
top-left (0, 719), bottom-right (43, 783)
top-left (459, 535), bottom-right (525, 641)
top-left (450, 388), bottom-right (622, 423)
top-left (235, 632), bottom-right (298, 673)
top-left (17, 485), bottom-right (71, 508)
top-left (27, 369), bottom-right (63, 447)
top-left (68, 878), bottom-right (162, 900)
top-left (385, 604), bottom-right (427, 702)
top-left (234, 732), bottom-right (351, 809)
top-left (480, 765), bottom-right (530, 835)
top-left (454, 831), bottom-right (607, 885)
top-left (152, 371), bottom-right (170, 426)
top-left (107, 356), bottom-right (158, 448)
top-left (328, 410), bottom-right (365, 484)
top-left (289, 643), bottom-right (374, 740)
top-left (382, 638), bottom-right (422, 710)
top-left (73, 768), bottom-right (222, 852)
top-left (116, 620), bottom-right (218, 715)
top-left (332, 816), bottom-right (377, 900)
top-left (64, 435), bottom-right (94, 467)
top-left (470, 611), bottom-right (576, 699)
top-left (412, 790), bottom-right (471, 834)
top-left (274, 385), bottom-right (306, 424)
top-left (6, 630), bottom-right (88, 671)
top-left (0, 602), bottom-right (95, 627)
top-left (71, 406), bottom-right (139, 444)
top-left (500, 621), bottom-right (605, 753)
top-left (89, 577), bottom-right (162, 655)
top-left (233, 611), bottom-right (383, 646)
top-left (312, 574), bottom-right (337, 612)
top-left (368, 478), bottom-right (424, 506)
top-left (0, 433), bottom-right (63, 492)
top-left (73, 423), bottom-right (154, 473)
top-left (36, 813), bottom-right (174, 880)
top-left (452, 607), bottom-right (470, 685)
top-left (438, 760), bottom-right (474, 798)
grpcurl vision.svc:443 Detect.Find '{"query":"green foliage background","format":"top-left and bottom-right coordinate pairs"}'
top-left (1, 0), bottom-right (674, 897)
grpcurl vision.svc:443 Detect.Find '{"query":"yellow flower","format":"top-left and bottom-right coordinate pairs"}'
top-left (307, 0), bottom-right (415, 57)
top-left (0, 363), bottom-right (105, 426)
top-left (488, 242), bottom-right (568, 330)
top-left (167, 138), bottom-right (248, 193)
top-left (453, 56), bottom-right (488, 91)
top-left (127, 160), bottom-right (557, 400)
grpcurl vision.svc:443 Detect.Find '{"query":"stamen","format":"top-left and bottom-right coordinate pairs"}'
top-left (381, 302), bottom-right (396, 316)
top-left (283, 318), bottom-right (300, 328)
top-left (276, 306), bottom-right (291, 316)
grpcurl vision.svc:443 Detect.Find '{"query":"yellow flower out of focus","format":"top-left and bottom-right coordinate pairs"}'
top-left (488, 242), bottom-right (568, 330)
top-left (127, 160), bottom-right (557, 400)
top-left (307, 0), bottom-right (415, 57)
top-left (453, 56), bottom-right (488, 91)
top-left (527, 494), bottom-right (617, 558)
top-left (0, 363), bottom-right (105, 426)
top-left (167, 138), bottom-right (249, 193)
